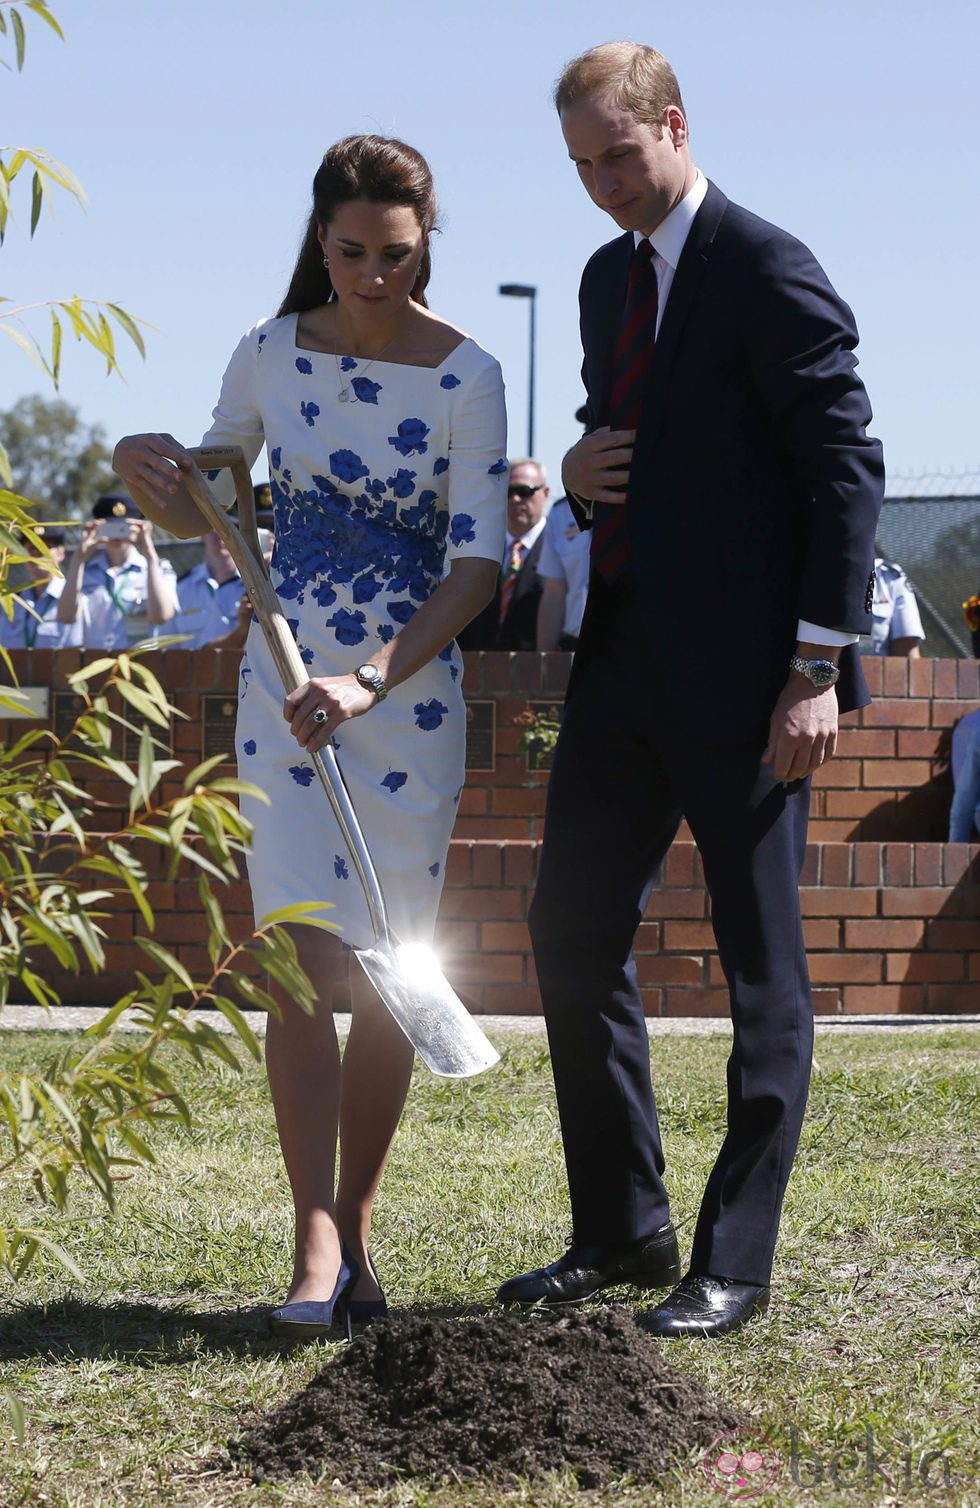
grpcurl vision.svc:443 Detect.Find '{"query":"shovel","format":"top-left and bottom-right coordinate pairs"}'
top-left (182, 444), bottom-right (499, 1080)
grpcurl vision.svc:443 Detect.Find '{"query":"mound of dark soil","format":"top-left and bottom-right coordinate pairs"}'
top-left (231, 1309), bottom-right (744, 1489)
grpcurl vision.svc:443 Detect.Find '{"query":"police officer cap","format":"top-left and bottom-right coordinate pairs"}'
top-left (92, 494), bottom-right (140, 520)
top-left (252, 481), bottom-right (274, 527)
top-left (34, 524), bottom-right (66, 546)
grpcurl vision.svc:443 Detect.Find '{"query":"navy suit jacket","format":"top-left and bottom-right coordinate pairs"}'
top-left (457, 531), bottom-right (546, 652)
top-left (572, 180), bottom-right (885, 738)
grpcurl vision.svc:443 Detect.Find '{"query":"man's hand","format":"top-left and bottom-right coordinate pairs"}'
top-left (561, 426), bottom-right (636, 504)
top-left (763, 677), bottom-right (838, 782)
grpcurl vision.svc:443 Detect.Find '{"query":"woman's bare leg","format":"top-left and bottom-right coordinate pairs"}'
top-left (336, 963), bottom-right (416, 1300)
top-left (264, 927), bottom-right (349, 1304)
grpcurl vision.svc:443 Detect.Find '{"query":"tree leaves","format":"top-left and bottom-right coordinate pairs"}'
top-left (0, 0), bottom-right (319, 1299)
top-left (0, 297), bottom-right (149, 391)
top-left (0, 146), bottom-right (86, 245)
top-left (1, 1), bottom-right (145, 451)
top-left (0, 627), bottom-right (323, 1284)
top-left (0, 2), bottom-right (64, 74)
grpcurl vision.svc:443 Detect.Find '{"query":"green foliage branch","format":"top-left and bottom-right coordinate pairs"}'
top-left (0, 4), bottom-right (329, 1446)
top-left (0, 601), bottom-right (330, 1285)
top-left (0, 1), bottom-right (146, 484)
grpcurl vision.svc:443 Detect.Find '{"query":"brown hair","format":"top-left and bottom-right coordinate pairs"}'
top-left (554, 42), bottom-right (684, 134)
top-left (278, 135), bottom-right (438, 317)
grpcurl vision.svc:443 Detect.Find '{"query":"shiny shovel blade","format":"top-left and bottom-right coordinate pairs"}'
top-left (353, 940), bottom-right (499, 1079)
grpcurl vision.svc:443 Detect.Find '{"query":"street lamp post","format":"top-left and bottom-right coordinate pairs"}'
top-left (498, 283), bottom-right (537, 456)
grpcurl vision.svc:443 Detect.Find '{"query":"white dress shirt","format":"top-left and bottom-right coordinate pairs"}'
top-left (633, 171), bottom-right (857, 651)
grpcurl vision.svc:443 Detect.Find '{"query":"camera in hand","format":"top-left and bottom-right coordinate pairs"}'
top-left (97, 519), bottom-right (132, 541)
top-left (91, 494), bottom-right (138, 540)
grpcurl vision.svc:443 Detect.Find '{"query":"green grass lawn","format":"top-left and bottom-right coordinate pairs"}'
top-left (0, 1025), bottom-right (977, 1506)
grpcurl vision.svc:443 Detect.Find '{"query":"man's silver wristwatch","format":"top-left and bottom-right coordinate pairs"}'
top-left (789, 656), bottom-right (840, 688)
top-left (355, 663), bottom-right (387, 702)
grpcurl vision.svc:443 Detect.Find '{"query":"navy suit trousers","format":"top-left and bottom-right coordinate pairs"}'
top-left (528, 598), bottom-right (815, 1286)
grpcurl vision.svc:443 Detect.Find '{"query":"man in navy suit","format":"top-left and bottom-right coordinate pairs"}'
top-left (496, 42), bottom-right (884, 1336)
top-left (458, 459), bottom-right (551, 652)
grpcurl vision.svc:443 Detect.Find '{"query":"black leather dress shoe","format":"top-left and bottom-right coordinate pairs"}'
top-left (638, 1273), bottom-right (770, 1338)
top-left (495, 1223), bottom-right (680, 1306)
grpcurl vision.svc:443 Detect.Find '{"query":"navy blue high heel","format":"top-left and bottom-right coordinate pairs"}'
top-left (348, 1251), bottom-right (388, 1328)
top-left (267, 1249), bottom-right (360, 1341)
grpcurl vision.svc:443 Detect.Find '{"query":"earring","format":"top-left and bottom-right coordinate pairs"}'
top-left (322, 255), bottom-right (329, 268)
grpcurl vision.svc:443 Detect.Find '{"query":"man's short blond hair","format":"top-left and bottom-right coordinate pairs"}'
top-left (554, 41), bottom-right (684, 134)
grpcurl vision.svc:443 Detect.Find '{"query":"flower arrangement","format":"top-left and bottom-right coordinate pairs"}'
top-left (963, 594), bottom-right (980, 632)
top-left (515, 704), bottom-right (562, 771)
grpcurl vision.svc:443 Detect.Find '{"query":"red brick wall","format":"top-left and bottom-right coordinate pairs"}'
top-left (2, 648), bottom-right (978, 1016)
top-left (455, 652), bottom-right (979, 843)
top-left (441, 838), bottom-right (979, 1017)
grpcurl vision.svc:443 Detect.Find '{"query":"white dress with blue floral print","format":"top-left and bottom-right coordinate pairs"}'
top-left (199, 314), bottom-right (508, 948)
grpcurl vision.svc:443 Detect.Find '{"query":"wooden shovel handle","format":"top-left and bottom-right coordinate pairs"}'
top-left (186, 444), bottom-right (262, 568)
top-left (182, 449), bottom-right (308, 698)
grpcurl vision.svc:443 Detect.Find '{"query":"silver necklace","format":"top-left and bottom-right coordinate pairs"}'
top-left (333, 334), bottom-right (399, 403)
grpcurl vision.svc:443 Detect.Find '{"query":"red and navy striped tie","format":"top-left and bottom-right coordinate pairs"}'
top-left (590, 238), bottom-right (659, 584)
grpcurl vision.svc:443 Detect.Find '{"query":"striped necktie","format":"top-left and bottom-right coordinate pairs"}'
top-left (590, 238), bottom-right (659, 584)
top-left (499, 538), bottom-right (524, 622)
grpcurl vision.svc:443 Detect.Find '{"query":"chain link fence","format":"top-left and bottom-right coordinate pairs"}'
top-left (879, 474), bottom-right (979, 657)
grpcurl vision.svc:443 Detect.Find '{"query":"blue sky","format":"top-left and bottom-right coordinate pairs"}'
top-left (4, 0), bottom-right (979, 497)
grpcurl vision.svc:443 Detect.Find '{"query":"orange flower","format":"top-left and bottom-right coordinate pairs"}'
top-left (964, 595), bottom-right (980, 632)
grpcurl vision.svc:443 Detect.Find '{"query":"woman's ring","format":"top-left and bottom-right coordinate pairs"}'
top-left (312, 708), bottom-right (328, 725)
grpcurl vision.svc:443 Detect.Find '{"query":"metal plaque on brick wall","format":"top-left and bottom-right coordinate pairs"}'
top-left (122, 716), bottom-right (173, 764)
top-left (202, 694), bottom-right (239, 761)
top-left (464, 699), bottom-right (495, 772)
top-left (51, 690), bottom-right (89, 743)
top-left (523, 699), bottom-right (564, 773)
top-left (52, 689), bottom-right (172, 761)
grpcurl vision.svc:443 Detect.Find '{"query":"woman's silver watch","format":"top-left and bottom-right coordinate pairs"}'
top-left (789, 655), bottom-right (840, 688)
top-left (355, 663), bottom-right (388, 701)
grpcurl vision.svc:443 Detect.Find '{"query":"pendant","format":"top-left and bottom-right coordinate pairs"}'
top-left (338, 388), bottom-right (350, 403)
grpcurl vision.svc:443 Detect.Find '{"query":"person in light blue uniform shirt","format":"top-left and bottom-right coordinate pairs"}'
top-left (175, 530), bottom-right (245, 648)
top-left (536, 495), bottom-right (591, 650)
top-left (58, 495), bottom-right (179, 649)
top-left (536, 407), bottom-right (591, 650)
top-left (0, 527), bottom-right (85, 649)
top-left (862, 556), bottom-right (925, 657)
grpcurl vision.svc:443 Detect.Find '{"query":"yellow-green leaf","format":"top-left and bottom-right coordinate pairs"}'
top-left (30, 168), bottom-right (42, 235)
top-left (49, 306), bottom-right (61, 382)
top-left (12, 8), bottom-right (26, 69)
top-left (0, 321), bottom-right (51, 379)
top-left (135, 938), bottom-right (194, 992)
top-left (116, 678), bottom-right (170, 728)
top-left (25, 1), bottom-right (65, 40)
top-left (208, 994), bottom-right (261, 1060)
top-left (106, 302), bottom-right (146, 359)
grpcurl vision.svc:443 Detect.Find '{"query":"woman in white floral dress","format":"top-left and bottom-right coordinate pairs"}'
top-left (114, 136), bottom-right (507, 1337)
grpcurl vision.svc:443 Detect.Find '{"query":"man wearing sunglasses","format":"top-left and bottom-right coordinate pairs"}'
top-left (457, 459), bottom-right (550, 652)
